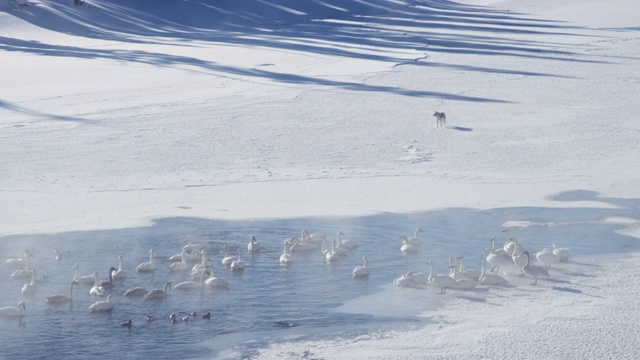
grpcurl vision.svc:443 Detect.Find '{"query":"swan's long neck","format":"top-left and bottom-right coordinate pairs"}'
top-left (149, 250), bottom-right (155, 264)
top-left (428, 262), bottom-right (435, 280)
top-left (363, 257), bottom-right (368, 268)
top-left (523, 252), bottom-right (531, 267)
top-left (69, 282), bottom-right (76, 297)
top-left (480, 262), bottom-right (486, 278)
top-left (29, 271), bottom-right (36, 285)
top-left (118, 256), bottom-right (124, 270)
top-left (73, 266), bottom-right (79, 282)
top-left (459, 257), bottom-right (466, 272)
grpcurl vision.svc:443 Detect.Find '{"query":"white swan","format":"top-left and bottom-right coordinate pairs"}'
top-left (136, 249), bottom-right (157, 272)
top-left (112, 255), bottom-right (126, 280)
top-left (352, 256), bottom-right (369, 277)
top-left (522, 251), bottom-right (550, 285)
top-left (450, 266), bottom-right (478, 290)
top-left (552, 243), bottom-right (570, 262)
top-left (394, 272), bottom-right (418, 288)
top-left (407, 228), bottom-right (423, 245)
top-left (536, 248), bottom-right (559, 270)
top-left (169, 249), bottom-right (190, 272)
top-left (511, 247), bottom-right (528, 275)
top-left (478, 261), bottom-right (508, 286)
top-left (182, 237), bottom-right (204, 253)
top-left (89, 272), bottom-right (108, 297)
top-left (280, 240), bottom-right (293, 265)
top-left (503, 236), bottom-right (526, 257)
top-left (10, 256), bottom-right (33, 280)
top-left (456, 256), bottom-right (482, 281)
top-left (89, 294), bottom-right (113, 312)
top-left (145, 282), bottom-right (172, 299)
top-left (428, 260), bottom-right (455, 293)
top-left (230, 249), bottom-right (245, 271)
top-left (123, 286), bottom-right (149, 297)
top-left (221, 244), bottom-right (237, 266)
top-left (73, 263), bottom-right (95, 285)
top-left (5, 250), bottom-right (30, 270)
top-left (337, 231), bottom-right (358, 249)
top-left (400, 237), bottom-right (418, 253)
top-left (46, 281), bottom-right (79, 303)
top-left (485, 244), bottom-right (513, 273)
top-left (301, 229), bottom-right (326, 244)
top-left (21, 270), bottom-right (38, 295)
top-left (204, 265), bottom-right (229, 288)
top-left (175, 268), bottom-right (209, 290)
top-left (408, 270), bottom-right (430, 285)
top-left (288, 236), bottom-right (316, 252)
top-left (0, 301), bottom-right (26, 317)
top-left (247, 235), bottom-right (261, 253)
top-left (324, 238), bottom-right (342, 263)
top-left (191, 253), bottom-right (209, 280)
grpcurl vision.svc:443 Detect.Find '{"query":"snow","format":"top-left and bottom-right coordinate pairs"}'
top-left (1, 0), bottom-right (640, 358)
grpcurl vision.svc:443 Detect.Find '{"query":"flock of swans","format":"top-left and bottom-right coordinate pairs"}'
top-left (392, 228), bottom-right (571, 292)
top-left (0, 227), bottom-right (571, 323)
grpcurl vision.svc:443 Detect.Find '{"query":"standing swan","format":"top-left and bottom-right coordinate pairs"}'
top-left (352, 256), bottom-right (369, 277)
top-left (0, 301), bottom-right (26, 317)
top-left (247, 235), bottom-right (261, 253)
top-left (136, 249), bottom-right (157, 272)
top-left (522, 251), bottom-right (550, 285)
top-left (428, 260), bottom-right (455, 294)
top-left (89, 294), bottom-right (113, 312)
top-left (46, 281), bottom-right (79, 303)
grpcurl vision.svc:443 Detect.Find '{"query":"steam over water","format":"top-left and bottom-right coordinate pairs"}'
top-left (1, 203), bottom-right (637, 359)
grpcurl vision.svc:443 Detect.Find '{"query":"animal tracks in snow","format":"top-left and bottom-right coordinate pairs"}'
top-left (399, 142), bottom-right (433, 164)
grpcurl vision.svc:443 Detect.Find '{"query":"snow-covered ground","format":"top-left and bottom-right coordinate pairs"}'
top-left (1, 0), bottom-right (639, 358)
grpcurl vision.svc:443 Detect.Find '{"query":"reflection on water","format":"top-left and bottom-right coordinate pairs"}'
top-left (1, 199), bottom-right (638, 359)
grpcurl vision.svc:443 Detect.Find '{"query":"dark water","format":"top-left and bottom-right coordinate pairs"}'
top-left (1, 191), bottom-right (638, 359)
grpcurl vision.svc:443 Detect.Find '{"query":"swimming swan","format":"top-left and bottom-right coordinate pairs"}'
top-left (89, 294), bottom-right (113, 312)
top-left (407, 228), bottom-right (423, 245)
top-left (136, 249), bottom-right (157, 272)
top-left (0, 301), bottom-right (26, 317)
top-left (301, 229), bottom-right (326, 244)
top-left (46, 281), bottom-right (79, 303)
top-left (21, 270), bottom-right (38, 295)
top-left (280, 241), bottom-right (293, 265)
top-left (73, 263), bottom-right (95, 285)
top-left (337, 231), bottom-right (358, 249)
top-left (221, 244), bottom-right (237, 266)
top-left (204, 265), bottom-right (229, 288)
top-left (230, 249), bottom-right (245, 271)
top-left (145, 282), bottom-right (172, 299)
top-left (247, 235), bottom-right (261, 253)
top-left (169, 249), bottom-right (190, 272)
top-left (123, 286), bottom-right (149, 297)
top-left (89, 272), bottom-right (108, 296)
top-left (352, 256), bottom-right (369, 277)
top-left (112, 255), bottom-right (126, 280)
top-left (400, 237), bottom-right (418, 253)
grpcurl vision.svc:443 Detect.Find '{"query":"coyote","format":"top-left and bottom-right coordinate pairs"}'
top-left (433, 111), bottom-right (446, 128)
